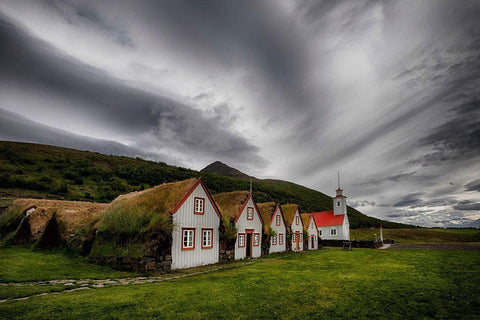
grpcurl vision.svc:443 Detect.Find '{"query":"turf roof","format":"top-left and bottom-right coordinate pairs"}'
top-left (213, 191), bottom-right (250, 220)
top-left (109, 178), bottom-right (198, 216)
top-left (281, 204), bottom-right (300, 225)
top-left (257, 202), bottom-right (277, 232)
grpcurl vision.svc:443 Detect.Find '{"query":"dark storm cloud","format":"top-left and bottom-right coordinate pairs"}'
top-left (453, 200), bottom-right (480, 211)
top-left (0, 13), bottom-right (264, 166)
top-left (0, 107), bottom-right (172, 162)
top-left (355, 172), bottom-right (416, 187)
top-left (392, 192), bottom-right (424, 208)
top-left (410, 100), bottom-right (480, 166)
top-left (465, 179), bottom-right (480, 192)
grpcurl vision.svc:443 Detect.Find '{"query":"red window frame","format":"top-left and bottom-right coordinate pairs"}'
top-left (238, 233), bottom-right (246, 247)
top-left (295, 216), bottom-right (300, 225)
top-left (182, 227), bottom-right (195, 250)
top-left (247, 207), bottom-right (254, 220)
top-left (279, 233), bottom-right (284, 245)
top-left (299, 232), bottom-right (303, 242)
top-left (272, 234), bottom-right (277, 245)
top-left (292, 233), bottom-right (296, 242)
top-left (276, 215), bottom-right (280, 226)
top-left (201, 228), bottom-right (213, 249)
top-left (194, 197), bottom-right (205, 214)
top-left (253, 233), bottom-right (260, 246)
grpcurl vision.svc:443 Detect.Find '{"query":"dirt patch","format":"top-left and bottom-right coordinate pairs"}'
top-left (391, 243), bottom-right (480, 250)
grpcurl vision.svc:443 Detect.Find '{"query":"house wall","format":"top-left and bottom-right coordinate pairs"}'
top-left (234, 197), bottom-right (262, 260)
top-left (318, 217), bottom-right (349, 240)
top-left (171, 184), bottom-right (220, 269)
top-left (290, 209), bottom-right (304, 252)
top-left (269, 208), bottom-right (287, 253)
top-left (307, 218), bottom-right (318, 250)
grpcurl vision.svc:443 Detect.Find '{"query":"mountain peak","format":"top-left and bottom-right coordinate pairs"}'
top-left (201, 161), bottom-right (256, 180)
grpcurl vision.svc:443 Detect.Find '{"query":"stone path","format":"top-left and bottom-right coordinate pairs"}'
top-left (0, 262), bottom-right (253, 303)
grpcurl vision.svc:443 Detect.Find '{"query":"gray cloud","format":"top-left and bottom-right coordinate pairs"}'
top-left (351, 200), bottom-right (376, 208)
top-left (453, 200), bottom-right (480, 211)
top-left (393, 192), bottom-right (425, 208)
top-left (0, 12), bottom-right (265, 168)
top-left (355, 172), bottom-right (416, 187)
top-left (465, 179), bottom-right (480, 192)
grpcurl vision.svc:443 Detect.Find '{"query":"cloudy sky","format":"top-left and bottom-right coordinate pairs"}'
top-left (1, 0), bottom-right (479, 227)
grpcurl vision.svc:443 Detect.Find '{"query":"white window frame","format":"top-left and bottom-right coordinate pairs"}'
top-left (202, 228), bottom-right (213, 249)
top-left (194, 197), bottom-right (205, 214)
top-left (238, 233), bottom-right (245, 247)
top-left (292, 233), bottom-right (296, 242)
top-left (276, 215), bottom-right (280, 226)
top-left (331, 229), bottom-right (337, 236)
top-left (272, 234), bottom-right (277, 245)
top-left (247, 207), bottom-right (254, 220)
top-left (253, 233), bottom-right (260, 246)
top-left (296, 216), bottom-right (300, 225)
top-left (182, 228), bottom-right (195, 250)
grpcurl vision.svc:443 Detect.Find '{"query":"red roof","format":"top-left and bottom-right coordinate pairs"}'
top-left (308, 211), bottom-right (345, 227)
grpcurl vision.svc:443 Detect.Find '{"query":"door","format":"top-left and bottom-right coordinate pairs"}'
top-left (246, 233), bottom-right (252, 257)
top-left (311, 235), bottom-right (315, 249)
top-left (295, 232), bottom-right (300, 251)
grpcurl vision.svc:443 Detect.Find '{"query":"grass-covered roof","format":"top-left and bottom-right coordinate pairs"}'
top-left (257, 202), bottom-right (276, 229)
top-left (213, 191), bottom-right (250, 221)
top-left (281, 204), bottom-right (299, 225)
top-left (108, 178), bottom-right (198, 216)
top-left (301, 213), bottom-right (312, 232)
top-left (1, 199), bottom-right (109, 242)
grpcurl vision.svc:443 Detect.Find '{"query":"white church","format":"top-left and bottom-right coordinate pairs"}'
top-left (307, 183), bottom-right (350, 241)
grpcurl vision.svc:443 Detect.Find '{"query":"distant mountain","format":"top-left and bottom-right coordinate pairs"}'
top-left (0, 141), bottom-right (411, 228)
top-left (201, 161), bottom-right (256, 180)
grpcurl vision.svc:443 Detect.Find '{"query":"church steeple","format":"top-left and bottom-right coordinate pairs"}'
top-left (333, 173), bottom-right (347, 215)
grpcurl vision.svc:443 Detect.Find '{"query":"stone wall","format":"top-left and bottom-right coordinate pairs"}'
top-left (91, 255), bottom-right (172, 273)
top-left (219, 242), bottom-right (234, 262)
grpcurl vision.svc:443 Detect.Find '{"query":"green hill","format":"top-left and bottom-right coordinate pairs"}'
top-left (0, 141), bottom-right (410, 228)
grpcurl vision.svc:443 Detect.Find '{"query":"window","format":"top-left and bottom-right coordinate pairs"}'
top-left (253, 233), bottom-right (260, 246)
top-left (319, 230), bottom-right (322, 236)
top-left (247, 207), bottom-right (254, 220)
top-left (279, 233), bottom-right (284, 245)
top-left (194, 197), bottom-right (205, 214)
top-left (272, 235), bottom-right (277, 245)
top-left (238, 233), bottom-right (245, 247)
top-left (299, 233), bottom-right (303, 242)
top-left (182, 228), bottom-right (195, 250)
top-left (202, 228), bottom-right (213, 249)
top-left (276, 215), bottom-right (280, 226)
top-left (295, 216), bottom-right (300, 225)
top-left (292, 233), bottom-right (296, 242)
top-left (331, 229), bottom-right (337, 236)
top-left (337, 201), bottom-right (340, 207)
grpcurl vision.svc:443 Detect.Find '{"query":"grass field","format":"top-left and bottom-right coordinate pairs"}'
top-left (1, 247), bottom-right (479, 319)
top-left (350, 227), bottom-right (480, 243)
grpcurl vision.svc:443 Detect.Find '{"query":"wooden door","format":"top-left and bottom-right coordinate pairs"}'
top-left (311, 235), bottom-right (315, 249)
top-left (246, 233), bottom-right (252, 257)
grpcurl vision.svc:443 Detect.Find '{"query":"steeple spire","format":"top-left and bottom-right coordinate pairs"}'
top-left (337, 171), bottom-right (340, 189)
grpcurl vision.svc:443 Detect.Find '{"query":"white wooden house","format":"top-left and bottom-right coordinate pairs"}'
top-left (214, 191), bottom-right (264, 259)
top-left (307, 187), bottom-right (350, 241)
top-left (111, 178), bottom-right (222, 270)
top-left (257, 202), bottom-right (287, 254)
top-left (281, 204), bottom-right (304, 252)
top-left (302, 213), bottom-right (319, 250)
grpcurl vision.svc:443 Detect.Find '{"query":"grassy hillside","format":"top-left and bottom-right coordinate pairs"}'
top-left (1, 248), bottom-right (479, 319)
top-left (0, 141), bottom-right (409, 228)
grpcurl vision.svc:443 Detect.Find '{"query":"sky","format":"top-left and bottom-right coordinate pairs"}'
top-left (0, 0), bottom-right (479, 227)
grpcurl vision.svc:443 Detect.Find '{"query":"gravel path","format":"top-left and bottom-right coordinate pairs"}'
top-left (390, 243), bottom-right (480, 250)
top-left (0, 262), bottom-right (253, 303)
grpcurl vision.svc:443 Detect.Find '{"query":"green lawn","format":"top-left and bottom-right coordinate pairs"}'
top-left (351, 228), bottom-right (480, 243)
top-left (1, 248), bottom-right (479, 319)
top-left (0, 247), bottom-right (136, 283)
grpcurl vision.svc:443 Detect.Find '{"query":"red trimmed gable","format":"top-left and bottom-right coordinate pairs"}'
top-left (171, 178), bottom-right (222, 218)
top-left (309, 211), bottom-right (345, 227)
top-left (234, 193), bottom-right (264, 225)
